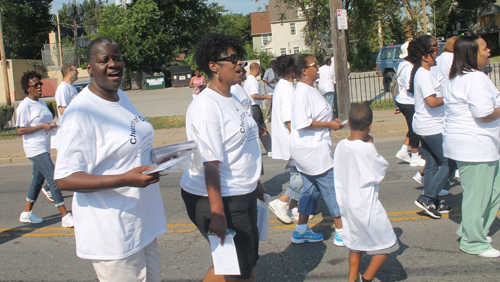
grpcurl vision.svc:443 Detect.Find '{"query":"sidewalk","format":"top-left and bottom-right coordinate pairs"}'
top-left (0, 109), bottom-right (407, 164)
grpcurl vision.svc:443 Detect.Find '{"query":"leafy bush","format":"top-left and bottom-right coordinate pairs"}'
top-left (350, 39), bottom-right (376, 72)
top-left (0, 105), bottom-right (14, 129)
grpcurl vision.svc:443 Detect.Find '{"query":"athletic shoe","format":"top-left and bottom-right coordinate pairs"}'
top-left (269, 199), bottom-right (292, 224)
top-left (487, 236), bottom-right (492, 243)
top-left (41, 185), bottom-right (54, 202)
top-left (267, 152), bottom-right (272, 157)
top-left (395, 149), bottom-right (411, 163)
top-left (291, 227), bottom-right (324, 244)
top-left (410, 155), bottom-right (426, 167)
top-left (437, 203), bottom-right (452, 213)
top-left (438, 189), bottom-right (450, 196)
top-left (414, 200), bottom-right (441, 219)
top-left (412, 172), bottom-right (423, 185)
top-left (478, 248), bottom-right (500, 258)
top-left (19, 211), bottom-right (43, 224)
top-left (333, 232), bottom-right (345, 247)
top-left (290, 207), bottom-right (314, 221)
top-left (62, 212), bottom-right (74, 228)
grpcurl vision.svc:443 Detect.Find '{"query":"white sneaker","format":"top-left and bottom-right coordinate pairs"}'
top-left (19, 211), bottom-right (43, 224)
top-left (41, 185), bottom-right (54, 202)
top-left (455, 169), bottom-right (460, 179)
top-left (62, 212), bottom-right (74, 228)
top-left (269, 199), bottom-right (292, 224)
top-left (395, 150), bottom-right (411, 163)
top-left (267, 152), bottom-right (272, 157)
top-left (410, 155), bottom-right (426, 167)
top-left (487, 236), bottom-right (492, 243)
top-left (412, 172), bottom-right (423, 185)
top-left (438, 189), bottom-right (450, 196)
top-left (290, 207), bottom-right (314, 220)
top-left (478, 248), bottom-right (500, 258)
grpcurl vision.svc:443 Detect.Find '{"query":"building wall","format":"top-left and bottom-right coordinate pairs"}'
top-left (253, 36), bottom-right (263, 53)
top-left (270, 21), bottom-right (309, 56)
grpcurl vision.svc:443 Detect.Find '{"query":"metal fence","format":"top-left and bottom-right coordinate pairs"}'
top-left (486, 63), bottom-right (500, 89)
top-left (348, 73), bottom-right (394, 108)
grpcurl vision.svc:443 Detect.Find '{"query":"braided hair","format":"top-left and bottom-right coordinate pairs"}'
top-left (407, 35), bottom-right (436, 94)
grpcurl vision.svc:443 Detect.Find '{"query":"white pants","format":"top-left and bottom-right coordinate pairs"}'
top-left (92, 238), bottom-right (161, 282)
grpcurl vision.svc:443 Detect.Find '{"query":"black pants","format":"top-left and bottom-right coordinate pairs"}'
top-left (396, 101), bottom-right (419, 148)
top-left (251, 105), bottom-right (272, 152)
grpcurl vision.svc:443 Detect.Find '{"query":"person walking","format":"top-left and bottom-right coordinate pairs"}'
top-left (317, 57), bottom-right (335, 107)
top-left (263, 61), bottom-right (277, 123)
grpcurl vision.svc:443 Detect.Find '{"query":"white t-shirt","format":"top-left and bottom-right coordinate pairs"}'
top-left (15, 97), bottom-right (54, 158)
top-left (180, 88), bottom-right (262, 197)
top-left (412, 68), bottom-right (444, 136)
top-left (271, 79), bottom-right (294, 160)
top-left (244, 74), bottom-right (262, 106)
top-left (394, 60), bottom-right (414, 105)
top-left (433, 52), bottom-right (454, 88)
top-left (230, 84), bottom-right (252, 116)
top-left (55, 81), bottom-right (78, 117)
top-left (317, 65), bottom-right (335, 94)
top-left (54, 88), bottom-right (168, 260)
top-left (443, 70), bottom-right (500, 162)
top-left (334, 139), bottom-right (396, 251)
top-left (289, 82), bottom-right (334, 175)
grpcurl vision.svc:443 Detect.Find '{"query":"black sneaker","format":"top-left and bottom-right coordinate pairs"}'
top-left (437, 203), bottom-right (452, 214)
top-left (414, 200), bottom-right (441, 219)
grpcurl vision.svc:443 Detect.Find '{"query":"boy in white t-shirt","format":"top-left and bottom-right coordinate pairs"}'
top-left (334, 104), bottom-right (399, 282)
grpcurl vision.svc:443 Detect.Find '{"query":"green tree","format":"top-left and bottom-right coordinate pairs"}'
top-left (0, 0), bottom-right (52, 59)
top-left (55, 0), bottom-right (98, 29)
top-left (210, 13), bottom-right (252, 45)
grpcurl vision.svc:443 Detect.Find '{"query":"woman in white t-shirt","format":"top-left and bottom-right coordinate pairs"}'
top-left (443, 32), bottom-right (500, 258)
top-left (16, 71), bottom-right (74, 228)
top-left (407, 35), bottom-right (452, 219)
top-left (180, 33), bottom-right (265, 282)
top-left (54, 37), bottom-right (168, 281)
top-left (288, 54), bottom-right (345, 245)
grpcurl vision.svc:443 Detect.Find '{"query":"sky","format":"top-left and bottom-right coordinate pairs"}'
top-left (50, 0), bottom-right (267, 15)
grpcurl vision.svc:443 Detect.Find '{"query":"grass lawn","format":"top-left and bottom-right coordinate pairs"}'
top-left (147, 115), bottom-right (186, 130)
top-left (490, 55), bottom-right (500, 63)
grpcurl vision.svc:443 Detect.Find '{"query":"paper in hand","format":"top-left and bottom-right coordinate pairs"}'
top-left (209, 231), bottom-right (240, 275)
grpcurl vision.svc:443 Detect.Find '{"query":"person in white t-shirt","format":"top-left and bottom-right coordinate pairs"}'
top-left (245, 62), bottom-right (272, 156)
top-left (263, 61), bottom-right (277, 123)
top-left (334, 104), bottom-right (399, 282)
top-left (443, 32), bottom-right (500, 258)
top-left (317, 57), bottom-right (335, 107)
top-left (407, 35), bottom-right (452, 220)
top-left (54, 37), bottom-right (168, 281)
top-left (16, 71), bottom-right (74, 228)
top-left (55, 63), bottom-right (79, 118)
top-left (180, 33), bottom-right (266, 282)
top-left (289, 54), bottom-right (344, 245)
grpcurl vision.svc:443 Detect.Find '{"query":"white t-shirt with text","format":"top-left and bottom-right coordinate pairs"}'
top-left (271, 79), bottom-right (294, 160)
top-left (412, 68), bottom-right (444, 136)
top-left (54, 88), bottom-right (168, 260)
top-left (231, 84), bottom-right (252, 116)
top-left (244, 74), bottom-right (262, 106)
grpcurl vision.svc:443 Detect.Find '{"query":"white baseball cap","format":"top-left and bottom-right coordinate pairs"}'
top-left (400, 42), bottom-right (409, 59)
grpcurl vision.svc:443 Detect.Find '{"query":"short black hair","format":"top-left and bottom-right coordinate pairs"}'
top-left (20, 71), bottom-right (42, 94)
top-left (273, 54), bottom-right (294, 78)
top-left (291, 54), bottom-right (311, 79)
top-left (193, 33), bottom-right (245, 79)
top-left (86, 37), bottom-right (117, 63)
top-left (449, 31), bottom-right (481, 80)
top-left (349, 104), bottom-right (372, 131)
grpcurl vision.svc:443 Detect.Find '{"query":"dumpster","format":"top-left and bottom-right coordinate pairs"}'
top-left (171, 66), bottom-right (191, 87)
top-left (142, 71), bottom-right (165, 90)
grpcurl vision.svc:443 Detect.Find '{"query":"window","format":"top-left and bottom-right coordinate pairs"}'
top-left (290, 23), bottom-right (296, 35)
top-left (380, 48), bottom-right (394, 60)
top-left (293, 47), bottom-right (299, 54)
top-left (394, 48), bottom-right (402, 59)
top-left (263, 34), bottom-right (269, 45)
top-left (281, 48), bottom-right (286, 55)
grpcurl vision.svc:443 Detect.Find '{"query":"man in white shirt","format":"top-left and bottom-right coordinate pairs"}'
top-left (262, 62), bottom-right (277, 123)
top-left (317, 57), bottom-right (335, 107)
top-left (244, 62), bottom-right (272, 156)
top-left (55, 63), bottom-right (79, 117)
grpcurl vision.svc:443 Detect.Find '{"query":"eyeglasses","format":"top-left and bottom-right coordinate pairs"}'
top-left (429, 42), bottom-right (438, 47)
top-left (215, 54), bottom-right (241, 65)
top-left (28, 82), bottom-right (43, 88)
top-left (306, 62), bottom-right (318, 68)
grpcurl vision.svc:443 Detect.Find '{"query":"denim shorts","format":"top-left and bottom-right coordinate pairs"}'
top-left (298, 168), bottom-right (341, 217)
top-left (181, 188), bottom-right (259, 279)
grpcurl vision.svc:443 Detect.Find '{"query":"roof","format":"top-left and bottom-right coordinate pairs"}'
top-left (480, 0), bottom-right (500, 17)
top-left (269, 0), bottom-right (302, 23)
top-left (251, 11), bottom-right (271, 35)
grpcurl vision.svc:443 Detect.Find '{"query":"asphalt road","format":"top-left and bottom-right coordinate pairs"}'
top-left (1, 136), bottom-right (500, 281)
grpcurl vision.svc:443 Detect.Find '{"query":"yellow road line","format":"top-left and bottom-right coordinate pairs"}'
top-left (1, 210), bottom-right (498, 238)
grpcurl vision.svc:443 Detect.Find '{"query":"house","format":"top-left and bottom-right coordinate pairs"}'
top-left (478, 0), bottom-right (500, 55)
top-left (250, 0), bottom-right (310, 57)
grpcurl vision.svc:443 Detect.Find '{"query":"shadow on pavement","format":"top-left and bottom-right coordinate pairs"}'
top-left (0, 213), bottom-right (69, 246)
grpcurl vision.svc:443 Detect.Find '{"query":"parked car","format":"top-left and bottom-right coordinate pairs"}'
top-left (73, 80), bottom-right (90, 93)
top-left (376, 42), bottom-right (444, 91)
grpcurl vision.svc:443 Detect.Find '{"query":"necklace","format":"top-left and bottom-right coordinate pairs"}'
top-left (209, 84), bottom-right (239, 112)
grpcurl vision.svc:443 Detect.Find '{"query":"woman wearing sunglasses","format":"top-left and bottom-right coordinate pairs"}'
top-left (407, 35), bottom-right (452, 219)
top-left (180, 33), bottom-right (266, 282)
top-left (15, 71), bottom-right (74, 227)
top-left (288, 54), bottom-right (344, 245)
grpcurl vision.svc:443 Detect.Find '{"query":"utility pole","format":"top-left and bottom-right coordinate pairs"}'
top-left (329, 0), bottom-right (350, 120)
top-left (57, 13), bottom-right (63, 67)
top-left (423, 0), bottom-right (428, 34)
top-left (73, 0), bottom-right (78, 66)
top-left (0, 11), bottom-right (11, 105)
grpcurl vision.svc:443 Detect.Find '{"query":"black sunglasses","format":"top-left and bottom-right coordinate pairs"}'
top-left (29, 82), bottom-right (43, 88)
top-left (429, 42), bottom-right (438, 47)
top-left (215, 54), bottom-right (241, 65)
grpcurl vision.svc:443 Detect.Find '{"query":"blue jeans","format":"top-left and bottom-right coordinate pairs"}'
top-left (298, 168), bottom-right (341, 217)
top-left (417, 133), bottom-right (449, 205)
top-left (284, 167), bottom-right (303, 202)
top-left (27, 152), bottom-right (65, 207)
top-left (324, 91), bottom-right (335, 107)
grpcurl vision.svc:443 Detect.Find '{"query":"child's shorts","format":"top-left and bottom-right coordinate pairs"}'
top-left (349, 241), bottom-right (400, 255)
